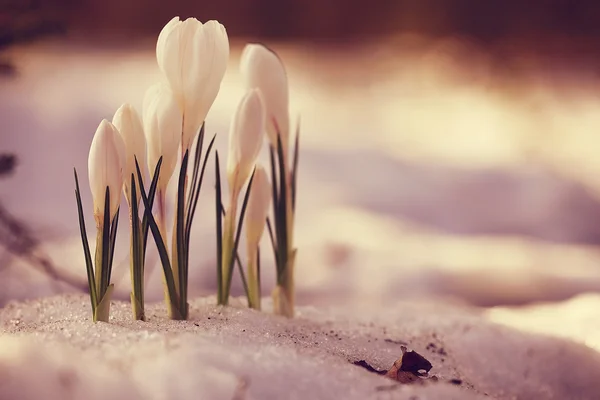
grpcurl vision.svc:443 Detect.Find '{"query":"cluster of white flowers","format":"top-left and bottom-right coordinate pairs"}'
top-left (81, 16), bottom-right (294, 320)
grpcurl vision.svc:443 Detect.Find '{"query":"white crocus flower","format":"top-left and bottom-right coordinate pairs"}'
top-left (226, 88), bottom-right (266, 199)
top-left (112, 103), bottom-right (146, 204)
top-left (240, 43), bottom-right (289, 151)
top-left (88, 119), bottom-right (125, 224)
top-left (156, 16), bottom-right (230, 153)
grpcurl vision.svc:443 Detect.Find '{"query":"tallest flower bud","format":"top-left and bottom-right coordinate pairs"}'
top-left (156, 17), bottom-right (230, 152)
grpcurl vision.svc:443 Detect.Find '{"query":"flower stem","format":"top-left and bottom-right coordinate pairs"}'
top-left (94, 224), bottom-right (104, 300)
top-left (219, 192), bottom-right (238, 305)
top-left (273, 148), bottom-right (296, 318)
top-left (129, 210), bottom-right (145, 321)
top-left (156, 189), bottom-right (176, 318)
top-left (171, 200), bottom-right (180, 299)
top-left (246, 246), bottom-right (261, 310)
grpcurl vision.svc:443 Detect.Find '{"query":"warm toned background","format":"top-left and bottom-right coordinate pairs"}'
top-left (3, 1), bottom-right (600, 314)
top-left (6, 1), bottom-right (600, 42)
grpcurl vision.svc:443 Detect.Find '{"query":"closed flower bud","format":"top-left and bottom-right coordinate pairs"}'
top-left (112, 103), bottom-right (146, 204)
top-left (226, 89), bottom-right (265, 196)
top-left (88, 119), bottom-right (125, 223)
top-left (245, 165), bottom-right (271, 253)
top-left (156, 16), bottom-right (229, 152)
top-left (240, 43), bottom-right (289, 150)
top-left (142, 82), bottom-right (182, 194)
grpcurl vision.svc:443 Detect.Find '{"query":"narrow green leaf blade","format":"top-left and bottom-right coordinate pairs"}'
top-left (215, 151), bottom-right (223, 304)
top-left (266, 217), bottom-right (280, 275)
top-left (185, 123), bottom-right (205, 224)
top-left (275, 135), bottom-right (289, 274)
top-left (256, 246), bottom-right (261, 304)
top-left (141, 156), bottom-right (163, 253)
top-left (225, 168), bottom-right (256, 300)
top-left (100, 187), bottom-right (111, 296)
top-left (235, 252), bottom-right (249, 303)
top-left (107, 205), bottom-right (119, 285)
top-left (220, 202), bottom-right (250, 301)
top-left (291, 126), bottom-right (300, 212)
top-left (186, 133), bottom-right (216, 244)
top-left (130, 173), bottom-right (142, 306)
top-left (176, 150), bottom-right (189, 314)
top-left (74, 168), bottom-right (97, 313)
top-left (268, 144), bottom-right (279, 223)
top-left (135, 157), bottom-right (179, 309)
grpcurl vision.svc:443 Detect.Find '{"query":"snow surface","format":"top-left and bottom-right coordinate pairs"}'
top-left (487, 293), bottom-right (600, 353)
top-left (0, 294), bottom-right (599, 400)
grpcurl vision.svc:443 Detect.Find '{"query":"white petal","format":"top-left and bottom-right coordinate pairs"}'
top-left (156, 16), bottom-right (181, 79)
top-left (240, 44), bottom-right (289, 149)
top-left (88, 119), bottom-right (124, 221)
top-left (156, 20), bottom-right (186, 108)
top-left (226, 89), bottom-right (265, 194)
top-left (181, 20), bottom-right (230, 151)
top-left (142, 82), bottom-right (182, 193)
top-left (113, 103), bottom-right (146, 200)
top-left (156, 18), bottom-right (230, 152)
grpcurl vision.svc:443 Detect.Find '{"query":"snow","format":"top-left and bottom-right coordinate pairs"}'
top-left (487, 293), bottom-right (600, 352)
top-left (0, 294), bottom-right (599, 400)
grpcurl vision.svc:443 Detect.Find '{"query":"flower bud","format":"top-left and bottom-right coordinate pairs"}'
top-left (240, 43), bottom-right (289, 149)
top-left (112, 103), bottom-right (146, 203)
top-left (156, 16), bottom-right (230, 152)
top-left (226, 89), bottom-right (265, 196)
top-left (88, 119), bottom-right (125, 222)
top-left (142, 82), bottom-right (182, 194)
top-left (245, 165), bottom-right (271, 254)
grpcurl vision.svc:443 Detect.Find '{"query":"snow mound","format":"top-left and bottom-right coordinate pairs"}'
top-left (0, 294), bottom-right (598, 400)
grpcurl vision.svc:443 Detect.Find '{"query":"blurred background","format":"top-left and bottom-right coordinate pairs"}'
top-left (2, 0), bottom-right (600, 343)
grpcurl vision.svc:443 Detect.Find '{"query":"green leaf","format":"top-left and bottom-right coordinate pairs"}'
top-left (224, 168), bottom-right (256, 300)
top-left (266, 217), bottom-right (279, 274)
top-left (268, 143), bottom-right (285, 276)
top-left (135, 157), bottom-right (179, 310)
top-left (100, 187), bottom-right (111, 296)
top-left (74, 168), bottom-right (97, 314)
top-left (186, 123), bottom-right (205, 226)
top-left (268, 145), bottom-right (279, 221)
top-left (275, 135), bottom-right (289, 275)
top-left (215, 151), bottom-right (223, 303)
top-left (185, 133), bottom-right (216, 244)
top-left (176, 150), bottom-right (189, 316)
top-left (130, 292), bottom-right (145, 321)
top-left (130, 173), bottom-right (143, 313)
top-left (220, 204), bottom-right (250, 301)
top-left (141, 157), bottom-right (163, 253)
top-left (291, 125), bottom-right (300, 212)
top-left (235, 253), bottom-right (250, 303)
top-left (107, 204), bottom-right (119, 285)
top-left (256, 246), bottom-right (261, 304)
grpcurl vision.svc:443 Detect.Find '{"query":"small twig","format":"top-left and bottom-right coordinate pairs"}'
top-left (0, 201), bottom-right (87, 292)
